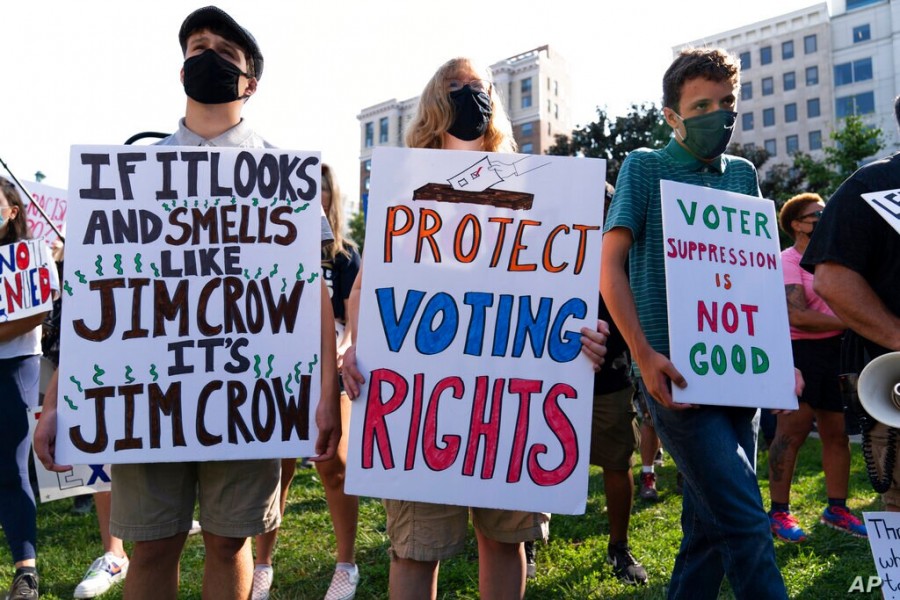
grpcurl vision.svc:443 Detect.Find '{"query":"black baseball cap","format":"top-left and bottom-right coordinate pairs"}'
top-left (179, 6), bottom-right (264, 79)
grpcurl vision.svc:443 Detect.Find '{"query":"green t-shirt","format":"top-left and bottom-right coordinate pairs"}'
top-left (604, 139), bottom-right (761, 359)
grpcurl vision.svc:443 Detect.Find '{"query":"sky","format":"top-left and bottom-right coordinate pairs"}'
top-left (3, 0), bottom-right (827, 203)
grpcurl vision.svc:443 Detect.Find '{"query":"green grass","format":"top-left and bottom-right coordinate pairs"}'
top-left (0, 438), bottom-right (883, 599)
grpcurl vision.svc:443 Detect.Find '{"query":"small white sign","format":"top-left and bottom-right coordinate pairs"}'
top-left (864, 511), bottom-right (900, 598)
top-left (862, 189), bottom-right (900, 237)
top-left (29, 408), bottom-right (111, 502)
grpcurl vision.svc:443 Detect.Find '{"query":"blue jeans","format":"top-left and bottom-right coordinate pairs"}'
top-left (640, 379), bottom-right (786, 600)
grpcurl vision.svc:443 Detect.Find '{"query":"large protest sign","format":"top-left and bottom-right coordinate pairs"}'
top-left (661, 180), bottom-right (796, 409)
top-left (24, 181), bottom-right (67, 247)
top-left (863, 188), bottom-right (900, 236)
top-left (346, 147), bottom-right (605, 514)
top-left (28, 408), bottom-right (111, 502)
top-left (56, 146), bottom-right (322, 464)
top-left (864, 512), bottom-right (900, 597)
top-left (0, 239), bottom-right (55, 322)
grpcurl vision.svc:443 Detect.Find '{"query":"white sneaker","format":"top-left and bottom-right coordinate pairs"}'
top-left (251, 565), bottom-right (273, 600)
top-left (324, 564), bottom-right (359, 600)
top-left (73, 553), bottom-right (128, 598)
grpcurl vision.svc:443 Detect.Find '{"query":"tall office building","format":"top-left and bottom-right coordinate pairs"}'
top-left (356, 46), bottom-right (572, 206)
top-left (677, 0), bottom-right (900, 171)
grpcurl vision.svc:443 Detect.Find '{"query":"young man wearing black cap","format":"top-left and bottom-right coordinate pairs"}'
top-left (34, 7), bottom-right (339, 600)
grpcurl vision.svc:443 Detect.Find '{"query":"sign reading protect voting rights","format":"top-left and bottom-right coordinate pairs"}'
top-left (346, 147), bottom-right (605, 514)
top-left (57, 145), bottom-right (322, 464)
top-left (661, 180), bottom-right (797, 409)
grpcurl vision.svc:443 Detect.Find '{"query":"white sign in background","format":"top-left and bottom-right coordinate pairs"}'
top-left (661, 180), bottom-right (797, 409)
top-left (0, 239), bottom-right (55, 322)
top-left (23, 180), bottom-right (67, 247)
top-left (346, 147), bottom-right (605, 515)
top-left (863, 188), bottom-right (900, 237)
top-left (57, 145), bottom-right (322, 464)
top-left (28, 408), bottom-right (111, 502)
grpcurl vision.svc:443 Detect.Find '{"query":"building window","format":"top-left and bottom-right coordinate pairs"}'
top-left (763, 107), bottom-right (775, 127)
top-left (786, 135), bottom-right (799, 154)
top-left (740, 82), bottom-right (753, 100)
top-left (547, 99), bottom-right (552, 113)
top-left (804, 34), bottom-right (817, 54)
top-left (760, 46), bottom-right (773, 65)
top-left (765, 139), bottom-right (777, 156)
top-left (379, 117), bottom-right (389, 144)
top-left (847, 0), bottom-right (881, 9)
top-left (364, 122), bottom-right (373, 148)
top-left (522, 142), bottom-right (534, 154)
top-left (806, 65), bottom-right (819, 86)
top-left (742, 112), bottom-right (754, 131)
top-left (836, 91), bottom-right (876, 117)
top-left (783, 71), bottom-right (796, 91)
top-left (834, 58), bottom-right (873, 86)
top-left (809, 130), bottom-right (823, 150)
top-left (762, 77), bottom-right (774, 96)
top-left (740, 51), bottom-right (751, 70)
top-left (785, 103), bottom-right (798, 123)
top-left (554, 80), bottom-right (559, 96)
top-left (853, 24), bottom-right (871, 43)
top-left (521, 122), bottom-right (533, 137)
top-left (807, 98), bottom-right (821, 118)
top-left (782, 40), bottom-right (795, 60)
top-left (743, 142), bottom-right (757, 151)
top-left (521, 77), bottom-right (532, 109)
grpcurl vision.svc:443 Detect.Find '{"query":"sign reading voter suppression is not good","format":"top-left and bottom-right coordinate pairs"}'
top-left (347, 147), bottom-right (606, 515)
top-left (662, 180), bottom-right (796, 409)
top-left (57, 146), bottom-right (322, 464)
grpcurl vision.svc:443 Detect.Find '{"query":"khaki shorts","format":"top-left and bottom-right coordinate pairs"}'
top-left (383, 499), bottom-right (549, 562)
top-left (110, 459), bottom-right (281, 541)
top-left (869, 422), bottom-right (900, 508)
top-left (590, 385), bottom-right (639, 470)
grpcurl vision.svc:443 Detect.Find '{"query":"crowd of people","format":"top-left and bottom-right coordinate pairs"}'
top-left (0, 4), bottom-right (894, 600)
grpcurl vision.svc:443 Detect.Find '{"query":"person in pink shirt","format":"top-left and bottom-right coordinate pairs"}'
top-left (767, 193), bottom-right (866, 542)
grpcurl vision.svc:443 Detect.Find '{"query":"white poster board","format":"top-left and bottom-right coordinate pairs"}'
top-left (862, 188), bottom-right (900, 236)
top-left (23, 181), bottom-right (66, 247)
top-left (57, 145), bottom-right (322, 464)
top-left (865, 511), bottom-right (900, 598)
top-left (28, 408), bottom-right (111, 502)
top-left (0, 240), bottom-right (55, 322)
top-left (346, 147), bottom-right (605, 515)
top-left (661, 180), bottom-right (796, 409)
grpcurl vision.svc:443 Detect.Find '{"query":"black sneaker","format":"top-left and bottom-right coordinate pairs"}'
top-left (607, 542), bottom-right (648, 585)
top-left (524, 540), bottom-right (537, 579)
top-left (8, 570), bottom-right (39, 600)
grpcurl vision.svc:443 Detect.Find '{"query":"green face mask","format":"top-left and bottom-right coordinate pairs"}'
top-left (674, 109), bottom-right (738, 160)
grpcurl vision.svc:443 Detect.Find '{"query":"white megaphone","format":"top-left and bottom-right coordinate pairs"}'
top-left (859, 352), bottom-right (900, 428)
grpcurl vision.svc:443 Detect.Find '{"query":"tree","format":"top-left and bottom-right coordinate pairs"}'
top-left (548, 103), bottom-right (670, 184)
top-left (348, 210), bottom-right (366, 255)
top-left (726, 143), bottom-right (769, 171)
top-left (772, 115), bottom-right (883, 201)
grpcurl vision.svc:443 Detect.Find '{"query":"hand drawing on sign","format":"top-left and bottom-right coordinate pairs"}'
top-left (413, 155), bottom-right (550, 210)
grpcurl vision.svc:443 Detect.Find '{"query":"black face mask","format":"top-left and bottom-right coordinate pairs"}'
top-left (447, 86), bottom-right (492, 141)
top-left (183, 49), bottom-right (250, 104)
